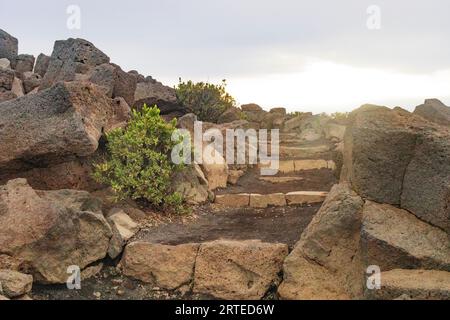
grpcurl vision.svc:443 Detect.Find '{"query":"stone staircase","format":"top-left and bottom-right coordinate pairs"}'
top-left (214, 136), bottom-right (336, 208)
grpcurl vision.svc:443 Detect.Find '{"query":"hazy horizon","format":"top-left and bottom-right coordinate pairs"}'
top-left (1, 0), bottom-right (450, 113)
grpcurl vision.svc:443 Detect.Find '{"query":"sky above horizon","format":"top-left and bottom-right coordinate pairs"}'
top-left (1, 0), bottom-right (450, 113)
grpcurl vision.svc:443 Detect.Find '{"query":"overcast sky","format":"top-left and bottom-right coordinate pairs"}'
top-left (1, 0), bottom-right (450, 113)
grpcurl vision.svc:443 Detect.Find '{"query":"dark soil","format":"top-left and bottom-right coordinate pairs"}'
top-left (31, 265), bottom-right (204, 301)
top-left (134, 203), bottom-right (322, 249)
top-left (217, 167), bottom-right (337, 195)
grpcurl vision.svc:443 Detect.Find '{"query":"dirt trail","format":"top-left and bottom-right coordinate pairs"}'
top-left (217, 167), bottom-right (336, 195)
top-left (134, 204), bottom-right (321, 249)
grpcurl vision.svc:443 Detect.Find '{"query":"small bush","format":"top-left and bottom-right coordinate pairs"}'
top-left (93, 105), bottom-right (186, 214)
top-left (175, 79), bottom-right (236, 123)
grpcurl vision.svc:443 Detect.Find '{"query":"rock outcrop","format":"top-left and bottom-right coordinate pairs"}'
top-left (107, 210), bottom-right (139, 259)
top-left (0, 81), bottom-right (129, 173)
top-left (0, 270), bottom-right (33, 298)
top-left (14, 54), bottom-right (35, 74)
top-left (361, 201), bottom-right (450, 271)
top-left (0, 179), bottom-right (112, 283)
top-left (121, 242), bottom-right (199, 290)
top-left (172, 164), bottom-right (210, 205)
top-left (0, 29), bottom-right (18, 62)
top-left (134, 79), bottom-right (184, 116)
top-left (193, 240), bottom-right (288, 300)
top-left (342, 104), bottom-right (450, 232)
top-left (40, 38), bottom-right (110, 90)
top-left (414, 99), bottom-right (450, 126)
top-left (34, 54), bottom-right (51, 78)
top-left (281, 104), bottom-right (450, 300)
top-left (89, 62), bottom-right (137, 106)
top-left (278, 184), bottom-right (364, 300)
top-left (367, 269), bottom-right (450, 300)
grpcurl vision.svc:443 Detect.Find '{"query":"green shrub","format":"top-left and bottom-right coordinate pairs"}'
top-left (93, 105), bottom-right (186, 214)
top-left (175, 79), bottom-right (236, 122)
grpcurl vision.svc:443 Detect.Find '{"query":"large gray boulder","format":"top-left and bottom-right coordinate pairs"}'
top-left (414, 99), bottom-right (450, 126)
top-left (0, 91), bottom-right (16, 103)
top-left (13, 54), bottom-right (35, 73)
top-left (89, 63), bottom-right (137, 106)
top-left (40, 38), bottom-right (110, 90)
top-left (401, 131), bottom-right (450, 232)
top-left (22, 72), bottom-right (42, 93)
top-left (133, 80), bottom-right (183, 115)
top-left (34, 53), bottom-right (51, 77)
top-left (278, 184), bottom-right (365, 300)
top-left (342, 105), bottom-right (417, 205)
top-left (0, 155), bottom-right (103, 191)
top-left (0, 29), bottom-right (18, 62)
top-left (0, 67), bottom-right (14, 92)
top-left (342, 104), bottom-right (450, 232)
top-left (0, 81), bottom-right (127, 173)
top-left (0, 179), bottom-right (112, 283)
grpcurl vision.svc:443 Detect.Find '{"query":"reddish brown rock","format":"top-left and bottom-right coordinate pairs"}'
top-left (121, 242), bottom-right (199, 290)
top-left (0, 179), bottom-right (112, 284)
top-left (193, 240), bottom-right (288, 300)
top-left (0, 81), bottom-right (124, 173)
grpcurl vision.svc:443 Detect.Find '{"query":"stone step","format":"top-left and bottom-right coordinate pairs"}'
top-left (259, 159), bottom-right (335, 173)
top-left (280, 145), bottom-right (331, 158)
top-left (285, 191), bottom-right (328, 205)
top-left (259, 176), bottom-right (304, 184)
top-left (366, 269), bottom-right (450, 300)
top-left (260, 144), bottom-right (331, 157)
top-left (120, 240), bottom-right (288, 300)
top-left (215, 191), bottom-right (328, 208)
top-left (361, 201), bottom-right (450, 271)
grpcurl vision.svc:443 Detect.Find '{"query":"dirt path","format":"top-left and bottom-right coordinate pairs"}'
top-left (134, 204), bottom-right (321, 249)
top-left (217, 167), bottom-right (336, 195)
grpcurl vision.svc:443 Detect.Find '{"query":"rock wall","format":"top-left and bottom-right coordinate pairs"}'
top-left (280, 104), bottom-right (450, 300)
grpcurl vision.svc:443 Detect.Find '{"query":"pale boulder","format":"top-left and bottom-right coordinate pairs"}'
top-left (367, 269), bottom-right (450, 300)
top-left (0, 270), bottom-right (33, 298)
top-left (227, 169), bottom-right (245, 185)
top-left (279, 184), bottom-right (365, 300)
top-left (215, 193), bottom-right (250, 207)
top-left (0, 179), bottom-right (112, 284)
top-left (249, 193), bottom-right (286, 208)
top-left (0, 58), bottom-right (10, 69)
top-left (121, 242), bottom-right (199, 290)
top-left (285, 191), bottom-right (328, 205)
top-left (193, 240), bottom-right (288, 300)
top-left (361, 201), bottom-right (450, 271)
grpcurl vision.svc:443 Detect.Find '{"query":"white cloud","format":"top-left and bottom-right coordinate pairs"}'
top-left (222, 59), bottom-right (450, 113)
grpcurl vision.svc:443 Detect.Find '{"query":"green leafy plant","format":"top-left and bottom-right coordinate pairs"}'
top-left (175, 79), bottom-right (236, 122)
top-left (93, 105), bottom-right (186, 214)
